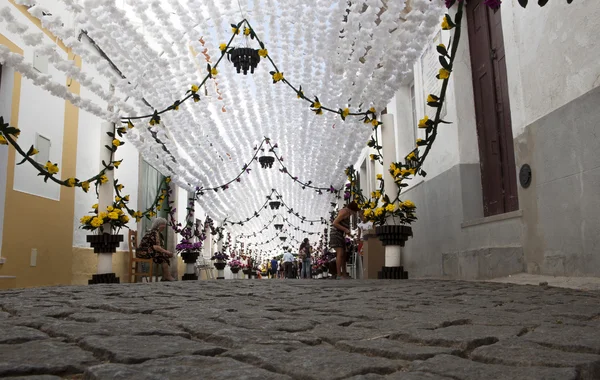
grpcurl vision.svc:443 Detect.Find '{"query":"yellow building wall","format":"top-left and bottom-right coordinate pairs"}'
top-left (0, 4), bottom-right (81, 288)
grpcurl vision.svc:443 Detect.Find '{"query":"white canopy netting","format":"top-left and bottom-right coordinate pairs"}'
top-left (0, 0), bottom-right (444, 250)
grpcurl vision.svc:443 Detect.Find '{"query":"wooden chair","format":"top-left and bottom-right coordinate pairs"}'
top-left (128, 230), bottom-right (154, 283)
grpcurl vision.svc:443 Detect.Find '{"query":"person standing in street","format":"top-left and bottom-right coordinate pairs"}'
top-left (270, 257), bottom-right (279, 279)
top-left (282, 248), bottom-right (295, 279)
top-left (299, 238), bottom-right (312, 279)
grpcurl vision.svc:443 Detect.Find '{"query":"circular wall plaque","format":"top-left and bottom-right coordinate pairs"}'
top-left (519, 164), bottom-right (532, 188)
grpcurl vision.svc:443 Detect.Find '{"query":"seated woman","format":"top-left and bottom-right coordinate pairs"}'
top-left (136, 217), bottom-right (176, 281)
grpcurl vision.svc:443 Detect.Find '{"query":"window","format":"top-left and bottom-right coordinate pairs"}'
top-left (35, 134), bottom-right (51, 164)
top-left (410, 82), bottom-right (418, 141)
top-left (140, 160), bottom-right (169, 246)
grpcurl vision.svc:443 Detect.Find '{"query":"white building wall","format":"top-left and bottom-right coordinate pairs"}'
top-left (0, 66), bottom-right (15, 258)
top-left (1, 6), bottom-right (70, 201)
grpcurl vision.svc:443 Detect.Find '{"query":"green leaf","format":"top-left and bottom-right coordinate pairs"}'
top-left (436, 45), bottom-right (448, 56)
top-left (439, 56), bottom-right (451, 71)
top-left (106, 132), bottom-right (115, 137)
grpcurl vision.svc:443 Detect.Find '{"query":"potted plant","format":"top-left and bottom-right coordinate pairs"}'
top-left (80, 202), bottom-right (128, 253)
top-left (177, 239), bottom-right (203, 281)
top-left (211, 251), bottom-right (229, 280)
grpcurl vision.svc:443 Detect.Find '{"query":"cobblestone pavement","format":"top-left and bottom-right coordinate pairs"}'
top-left (1, 280), bottom-right (599, 380)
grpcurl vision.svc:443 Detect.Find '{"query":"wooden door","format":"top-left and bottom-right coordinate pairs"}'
top-left (466, 0), bottom-right (518, 216)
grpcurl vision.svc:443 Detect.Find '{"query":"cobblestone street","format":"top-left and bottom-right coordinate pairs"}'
top-left (1, 280), bottom-right (599, 379)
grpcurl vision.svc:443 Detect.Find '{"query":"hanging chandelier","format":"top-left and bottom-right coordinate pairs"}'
top-left (227, 48), bottom-right (261, 75)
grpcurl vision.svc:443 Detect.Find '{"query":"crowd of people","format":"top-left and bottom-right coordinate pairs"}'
top-left (135, 201), bottom-right (368, 281)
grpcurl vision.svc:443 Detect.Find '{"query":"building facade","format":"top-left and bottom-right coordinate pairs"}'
top-left (356, 0), bottom-right (600, 279)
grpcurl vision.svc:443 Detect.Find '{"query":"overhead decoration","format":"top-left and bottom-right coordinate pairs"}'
top-left (1, 0), bottom-right (453, 232)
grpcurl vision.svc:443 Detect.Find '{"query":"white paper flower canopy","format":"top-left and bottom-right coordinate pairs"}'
top-left (0, 0), bottom-right (444, 249)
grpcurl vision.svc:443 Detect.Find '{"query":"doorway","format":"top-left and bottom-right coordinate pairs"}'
top-left (466, 0), bottom-right (519, 216)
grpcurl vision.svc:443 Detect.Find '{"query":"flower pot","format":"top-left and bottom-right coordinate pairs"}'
top-left (230, 267), bottom-right (241, 274)
top-left (86, 233), bottom-right (124, 254)
top-left (228, 47), bottom-right (260, 75)
top-left (258, 156), bottom-right (275, 169)
top-left (374, 225), bottom-right (413, 247)
top-left (213, 262), bottom-right (227, 270)
top-left (269, 201), bottom-right (281, 210)
top-left (181, 251), bottom-right (200, 264)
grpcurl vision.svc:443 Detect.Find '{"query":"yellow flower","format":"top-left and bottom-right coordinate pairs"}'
top-left (342, 108), bottom-right (350, 118)
top-left (408, 168), bottom-right (417, 175)
top-left (374, 207), bottom-right (384, 217)
top-left (416, 138), bottom-right (424, 144)
top-left (385, 204), bottom-right (396, 212)
top-left (107, 206), bottom-right (114, 212)
top-left (99, 175), bottom-right (108, 184)
top-left (123, 195), bottom-right (130, 202)
top-left (390, 163), bottom-right (397, 172)
top-left (30, 148), bottom-right (39, 155)
top-left (371, 119), bottom-right (379, 127)
top-left (120, 215), bottom-right (130, 223)
top-left (44, 161), bottom-right (59, 175)
top-left (0, 135), bottom-right (7, 145)
top-left (364, 209), bottom-right (373, 217)
top-left (127, 121), bottom-right (134, 129)
top-left (156, 205), bottom-right (162, 211)
top-left (407, 152), bottom-right (417, 161)
top-left (92, 203), bottom-right (98, 210)
top-left (272, 72), bottom-right (284, 82)
top-left (243, 27), bottom-right (251, 36)
top-left (312, 102), bottom-right (321, 109)
top-left (370, 202), bottom-right (376, 209)
top-left (108, 211), bottom-right (119, 220)
top-left (369, 107), bottom-right (376, 113)
top-left (400, 169), bottom-right (411, 177)
top-left (113, 160), bottom-right (121, 168)
top-left (232, 27), bottom-right (240, 35)
top-left (427, 94), bottom-right (437, 103)
top-left (116, 184), bottom-right (124, 191)
top-left (402, 200), bottom-right (416, 209)
top-left (439, 68), bottom-right (451, 80)
top-left (98, 212), bottom-right (107, 220)
top-left (258, 49), bottom-right (268, 57)
top-left (112, 139), bottom-right (122, 147)
top-left (91, 217), bottom-right (103, 228)
top-left (369, 154), bottom-right (376, 161)
top-left (115, 208), bottom-right (124, 215)
top-left (80, 215), bottom-right (92, 224)
top-left (418, 116), bottom-right (430, 129)
top-left (115, 196), bottom-right (121, 202)
top-left (211, 67), bottom-right (218, 76)
top-left (370, 191), bottom-right (376, 198)
top-left (219, 44), bottom-right (227, 52)
top-left (66, 178), bottom-right (77, 187)
top-left (133, 211), bottom-right (143, 221)
top-left (165, 177), bottom-right (171, 184)
top-left (441, 15), bottom-right (453, 30)
top-left (376, 174), bottom-right (383, 180)
top-left (438, 43), bottom-right (446, 50)
top-left (393, 168), bottom-right (402, 177)
top-left (297, 89), bottom-right (304, 99)
top-left (81, 181), bottom-right (90, 192)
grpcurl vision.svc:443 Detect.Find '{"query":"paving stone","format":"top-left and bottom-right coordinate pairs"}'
top-left (524, 325), bottom-right (600, 354)
top-left (391, 325), bottom-right (526, 350)
top-left (84, 355), bottom-right (290, 380)
top-left (0, 280), bottom-right (599, 378)
top-left (40, 319), bottom-right (190, 341)
top-left (206, 326), bottom-right (321, 348)
top-left (0, 340), bottom-right (98, 377)
top-left (336, 338), bottom-right (460, 360)
top-left (411, 354), bottom-right (578, 380)
top-left (224, 344), bottom-right (407, 380)
top-left (78, 335), bottom-right (226, 364)
top-left (0, 326), bottom-right (49, 344)
top-left (471, 338), bottom-right (600, 380)
top-left (4, 376), bottom-right (64, 380)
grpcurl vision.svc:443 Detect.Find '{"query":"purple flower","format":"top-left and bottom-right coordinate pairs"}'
top-left (344, 191), bottom-right (351, 200)
top-left (483, 0), bottom-right (501, 8)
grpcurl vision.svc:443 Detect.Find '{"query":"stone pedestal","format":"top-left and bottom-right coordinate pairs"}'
top-left (181, 251), bottom-right (200, 281)
top-left (362, 229), bottom-right (385, 279)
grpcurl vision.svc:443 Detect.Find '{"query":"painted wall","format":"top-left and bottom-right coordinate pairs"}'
top-left (0, 65), bottom-right (15, 259)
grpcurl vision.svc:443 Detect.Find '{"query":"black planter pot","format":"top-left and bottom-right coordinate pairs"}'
top-left (274, 224), bottom-right (283, 230)
top-left (227, 47), bottom-right (260, 75)
top-left (374, 225), bottom-right (413, 247)
top-left (242, 268), bottom-right (251, 275)
top-left (181, 251), bottom-right (200, 264)
top-left (279, 236), bottom-right (287, 242)
top-left (269, 201), bottom-right (281, 210)
top-left (213, 262), bottom-right (227, 270)
top-left (88, 273), bottom-right (120, 284)
top-left (230, 267), bottom-right (241, 274)
top-left (258, 156), bottom-right (275, 169)
top-left (86, 234), bottom-right (124, 253)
